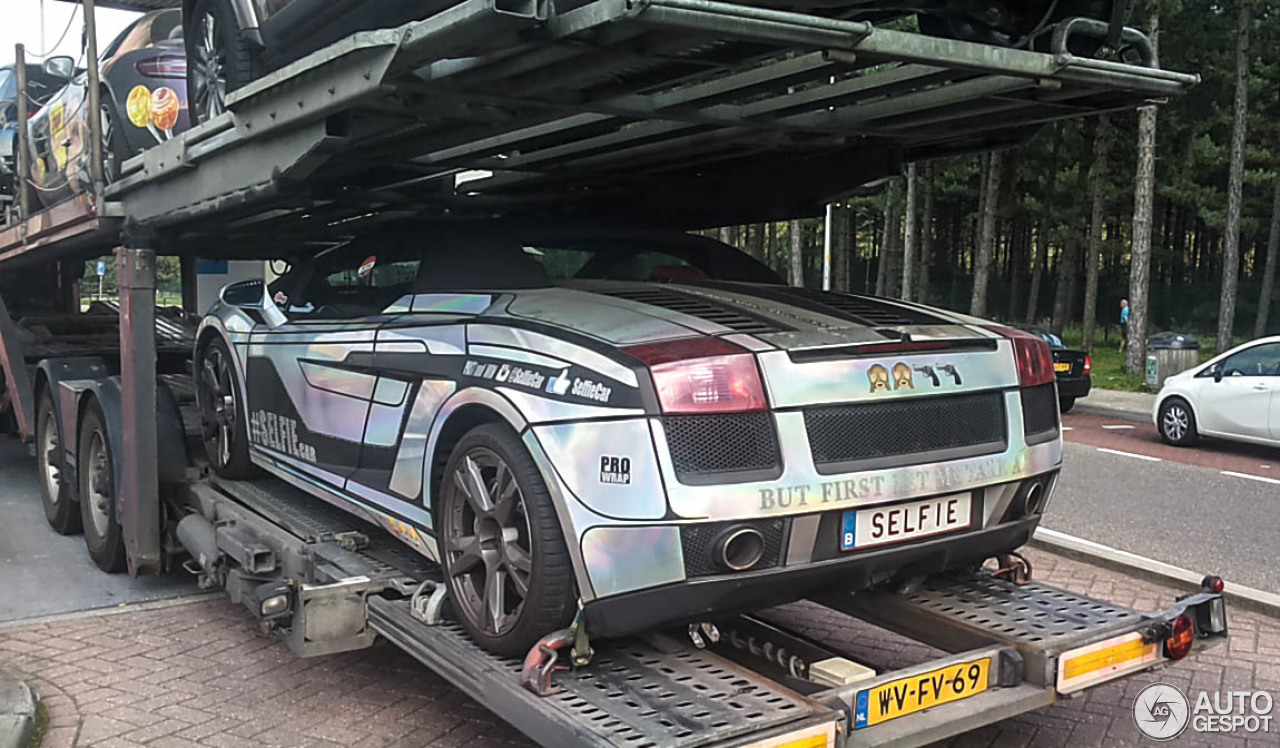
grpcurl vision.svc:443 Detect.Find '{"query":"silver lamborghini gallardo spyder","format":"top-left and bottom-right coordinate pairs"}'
top-left (196, 224), bottom-right (1063, 656)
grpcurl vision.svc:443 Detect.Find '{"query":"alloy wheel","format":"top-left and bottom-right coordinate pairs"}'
top-left (1163, 405), bottom-right (1189, 441)
top-left (191, 11), bottom-right (227, 122)
top-left (445, 449), bottom-right (534, 637)
top-left (198, 346), bottom-right (237, 468)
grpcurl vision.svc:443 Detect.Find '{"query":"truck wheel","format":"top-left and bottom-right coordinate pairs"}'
top-left (37, 389), bottom-right (81, 535)
top-left (440, 424), bottom-right (576, 657)
top-left (186, 0), bottom-right (261, 125)
top-left (1158, 398), bottom-right (1199, 447)
top-left (1058, 396), bottom-right (1075, 414)
top-left (196, 336), bottom-right (254, 478)
top-left (78, 400), bottom-right (127, 572)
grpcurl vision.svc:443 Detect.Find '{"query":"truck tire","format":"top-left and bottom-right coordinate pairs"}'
top-left (186, 0), bottom-right (262, 125)
top-left (37, 389), bottom-right (81, 535)
top-left (439, 424), bottom-right (576, 657)
top-left (195, 335), bottom-right (254, 478)
top-left (78, 400), bottom-right (127, 572)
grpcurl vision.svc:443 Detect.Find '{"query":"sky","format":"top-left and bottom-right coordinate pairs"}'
top-left (1, 0), bottom-right (142, 67)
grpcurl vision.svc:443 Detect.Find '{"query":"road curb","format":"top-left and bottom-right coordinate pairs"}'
top-left (1071, 403), bottom-right (1149, 423)
top-left (0, 668), bottom-right (36, 748)
top-left (1031, 527), bottom-right (1280, 620)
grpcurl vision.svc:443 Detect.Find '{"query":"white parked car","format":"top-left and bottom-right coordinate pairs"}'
top-left (1153, 336), bottom-right (1280, 446)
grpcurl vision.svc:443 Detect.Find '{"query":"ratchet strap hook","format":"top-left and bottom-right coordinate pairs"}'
top-left (992, 551), bottom-right (1033, 585)
top-left (520, 628), bottom-right (575, 697)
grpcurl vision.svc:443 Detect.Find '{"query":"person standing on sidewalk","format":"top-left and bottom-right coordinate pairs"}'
top-left (1118, 299), bottom-right (1130, 354)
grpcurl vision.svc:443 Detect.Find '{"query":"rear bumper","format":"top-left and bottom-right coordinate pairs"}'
top-left (1056, 376), bottom-right (1091, 398)
top-left (583, 514), bottom-right (1041, 637)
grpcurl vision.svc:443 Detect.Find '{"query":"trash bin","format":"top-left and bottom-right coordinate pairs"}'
top-left (1146, 332), bottom-right (1200, 387)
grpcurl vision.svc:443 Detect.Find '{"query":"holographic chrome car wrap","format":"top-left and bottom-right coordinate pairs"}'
top-left (201, 259), bottom-right (1062, 625)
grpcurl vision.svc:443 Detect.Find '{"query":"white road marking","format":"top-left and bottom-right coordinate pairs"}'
top-left (1220, 470), bottom-right (1280, 485)
top-left (1096, 447), bottom-right (1161, 462)
top-left (1101, 424), bottom-right (1135, 430)
top-left (1061, 426), bottom-right (1074, 431)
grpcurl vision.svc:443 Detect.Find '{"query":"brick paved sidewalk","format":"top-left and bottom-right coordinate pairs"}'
top-left (2, 549), bottom-right (1275, 747)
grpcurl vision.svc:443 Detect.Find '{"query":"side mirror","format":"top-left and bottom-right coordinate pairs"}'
top-left (220, 278), bottom-right (265, 308)
top-left (1211, 362), bottom-right (1224, 383)
top-left (43, 56), bottom-right (75, 80)
top-left (220, 278), bottom-right (286, 328)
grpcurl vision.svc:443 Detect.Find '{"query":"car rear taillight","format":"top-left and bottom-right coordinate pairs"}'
top-left (1083, 355), bottom-right (1092, 376)
top-left (624, 337), bottom-right (767, 414)
top-left (1165, 613), bottom-right (1195, 660)
top-left (136, 55), bottom-right (187, 79)
top-left (987, 326), bottom-right (1055, 388)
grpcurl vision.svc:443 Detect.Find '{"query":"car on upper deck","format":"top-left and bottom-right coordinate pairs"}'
top-left (1, 60), bottom-right (71, 206)
top-left (194, 222), bottom-right (1063, 656)
top-left (26, 9), bottom-right (190, 209)
top-left (183, 0), bottom-right (1134, 124)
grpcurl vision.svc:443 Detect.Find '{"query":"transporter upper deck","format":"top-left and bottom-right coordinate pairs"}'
top-left (0, 0), bottom-right (1195, 266)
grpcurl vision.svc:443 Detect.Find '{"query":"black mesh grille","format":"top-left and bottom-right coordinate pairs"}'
top-left (680, 519), bottom-right (787, 577)
top-left (778, 289), bottom-right (946, 326)
top-left (804, 392), bottom-right (1006, 470)
top-left (664, 412), bottom-right (780, 479)
top-left (1021, 383), bottom-right (1059, 437)
top-left (600, 287), bottom-right (785, 333)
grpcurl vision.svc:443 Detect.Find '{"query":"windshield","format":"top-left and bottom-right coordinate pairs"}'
top-left (0, 70), bottom-right (14, 102)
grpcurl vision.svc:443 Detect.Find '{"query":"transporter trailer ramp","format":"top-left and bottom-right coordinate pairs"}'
top-left (0, 0), bottom-right (1226, 746)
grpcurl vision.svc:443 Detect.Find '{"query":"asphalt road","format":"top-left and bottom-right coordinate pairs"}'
top-left (0, 439), bottom-right (197, 622)
top-left (1046, 411), bottom-right (1280, 593)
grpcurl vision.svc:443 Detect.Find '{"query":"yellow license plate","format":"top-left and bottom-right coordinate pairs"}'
top-left (1053, 362), bottom-right (1071, 372)
top-left (853, 658), bottom-right (990, 729)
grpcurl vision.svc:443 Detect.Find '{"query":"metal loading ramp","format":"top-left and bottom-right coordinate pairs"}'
top-left (98, 0), bottom-right (1197, 254)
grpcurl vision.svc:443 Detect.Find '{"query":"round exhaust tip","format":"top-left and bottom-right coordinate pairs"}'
top-left (716, 527), bottom-right (765, 571)
top-left (1021, 481), bottom-right (1045, 516)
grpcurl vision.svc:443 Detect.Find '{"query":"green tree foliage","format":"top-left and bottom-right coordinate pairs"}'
top-left (713, 0), bottom-right (1280, 342)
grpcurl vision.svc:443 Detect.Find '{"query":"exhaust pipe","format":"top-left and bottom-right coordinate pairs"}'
top-left (1020, 481), bottom-right (1045, 516)
top-left (176, 513), bottom-right (220, 573)
top-left (716, 527), bottom-right (765, 571)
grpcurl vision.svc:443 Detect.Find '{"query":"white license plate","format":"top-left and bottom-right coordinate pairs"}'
top-left (841, 494), bottom-right (972, 551)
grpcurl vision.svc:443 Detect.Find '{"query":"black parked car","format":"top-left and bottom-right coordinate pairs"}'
top-left (1015, 326), bottom-right (1091, 412)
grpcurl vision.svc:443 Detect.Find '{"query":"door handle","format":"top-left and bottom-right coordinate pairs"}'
top-left (1253, 383), bottom-right (1269, 391)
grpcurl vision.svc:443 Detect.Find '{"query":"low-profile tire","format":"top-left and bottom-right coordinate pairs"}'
top-left (439, 423), bottom-right (576, 657)
top-left (78, 400), bottom-right (127, 573)
top-left (195, 335), bottom-right (254, 478)
top-left (1158, 398), bottom-right (1199, 447)
top-left (36, 389), bottom-right (81, 535)
top-left (1058, 396), bottom-right (1075, 414)
top-left (186, 0), bottom-right (262, 125)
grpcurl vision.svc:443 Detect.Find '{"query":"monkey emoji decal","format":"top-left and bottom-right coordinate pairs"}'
top-left (892, 362), bottom-right (914, 390)
top-left (868, 364), bottom-right (891, 392)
